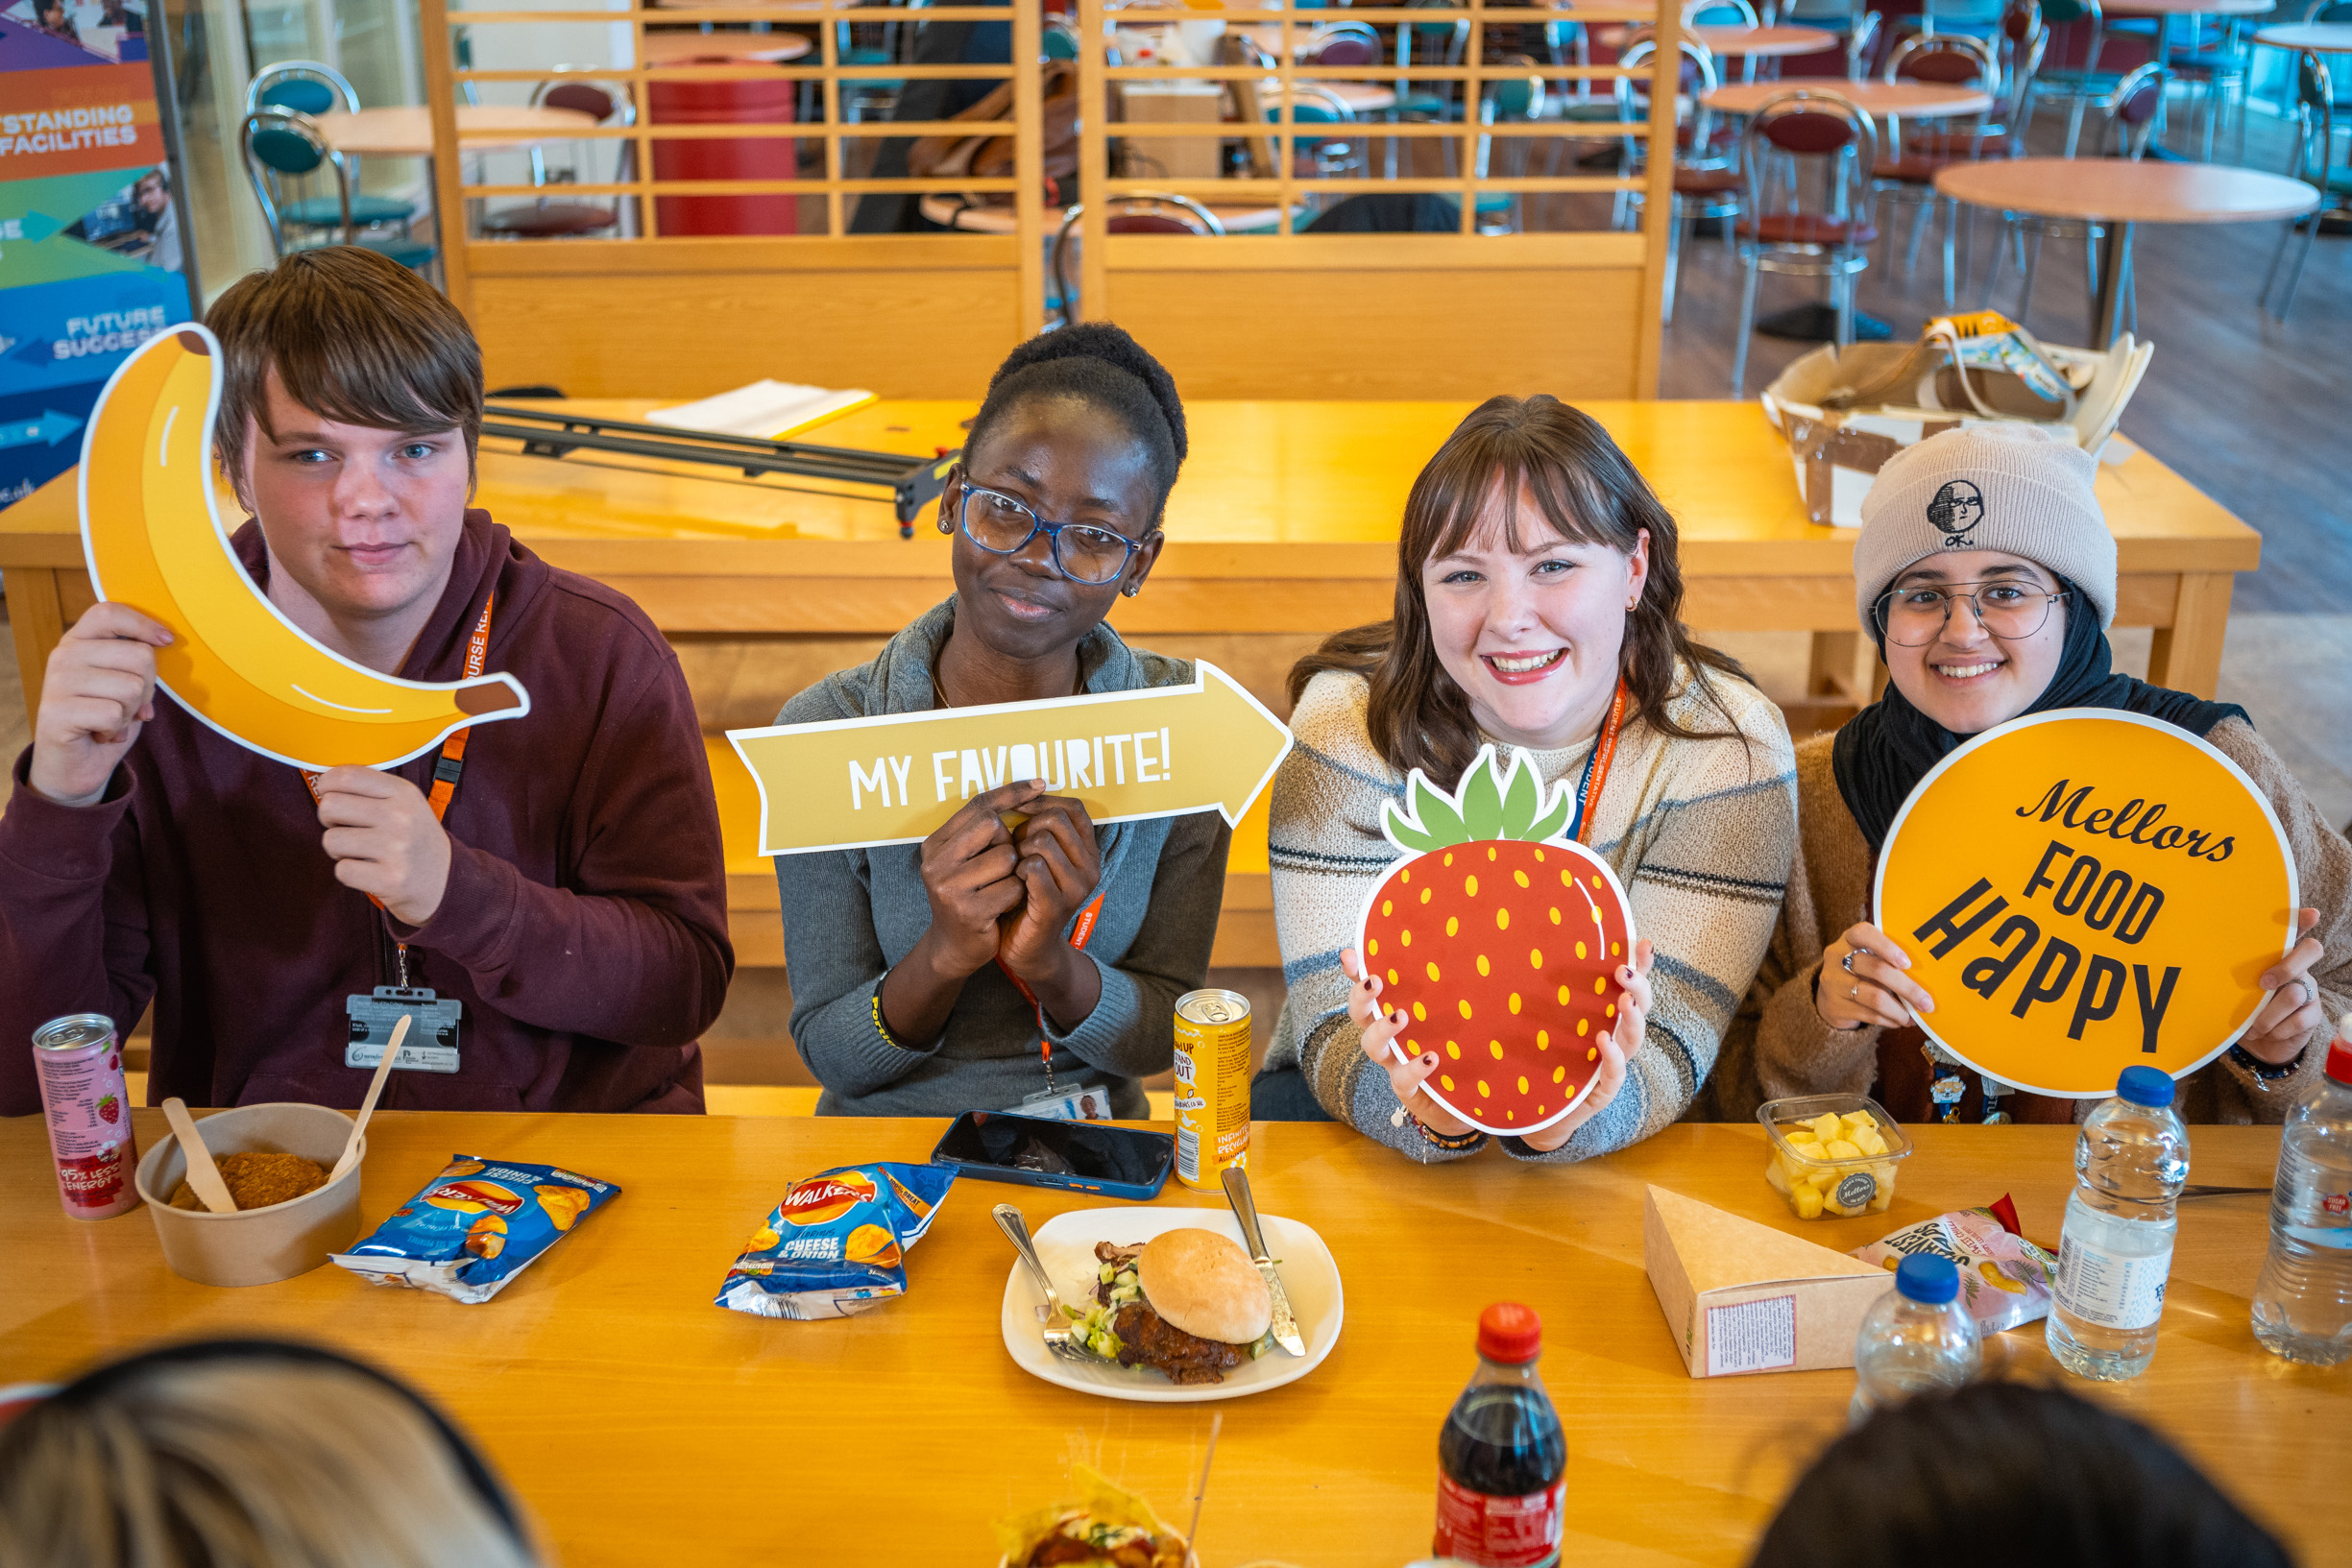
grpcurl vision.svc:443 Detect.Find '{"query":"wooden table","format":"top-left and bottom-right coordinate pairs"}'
top-left (2254, 20), bottom-right (2352, 49)
top-left (0, 1115), bottom-right (2329, 1567)
top-left (1936, 158), bottom-right (2318, 348)
top-left (641, 30), bottom-right (813, 64)
top-left (1601, 23), bottom-right (1839, 54)
top-left (1701, 79), bottom-right (1993, 116)
top-left (312, 104), bottom-right (599, 157)
top-left (0, 397), bottom-right (2261, 713)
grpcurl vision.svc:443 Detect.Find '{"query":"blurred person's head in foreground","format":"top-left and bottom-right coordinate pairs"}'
top-left (0, 1337), bottom-right (537, 1568)
top-left (1751, 1381), bottom-right (2291, 1568)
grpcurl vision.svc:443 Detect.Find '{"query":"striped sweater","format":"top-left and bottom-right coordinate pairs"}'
top-left (1263, 664), bottom-right (1799, 1163)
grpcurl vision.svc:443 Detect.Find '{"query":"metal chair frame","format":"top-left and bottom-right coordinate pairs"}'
top-left (474, 70), bottom-right (638, 239)
top-left (243, 60), bottom-right (360, 117)
top-left (1982, 60), bottom-right (2162, 330)
top-left (1615, 38), bottom-right (1731, 319)
top-left (1052, 193), bottom-right (1223, 325)
top-left (2027, 0), bottom-right (2115, 156)
top-left (1731, 88), bottom-right (1881, 394)
top-left (1394, 0), bottom-right (1471, 175)
top-left (240, 108), bottom-right (358, 256)
top-left (1873, 34), bottom-right (2000, 305)
top-left (2260, 50), bottom-right (2340, 320)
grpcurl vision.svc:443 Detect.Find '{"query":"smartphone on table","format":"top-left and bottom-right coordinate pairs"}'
top-left (930, 1110), bottom-right (1175, 1201)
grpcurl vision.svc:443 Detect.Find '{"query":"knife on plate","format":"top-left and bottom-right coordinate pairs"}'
top-left (1222, 1165), bottom-right (1306, 1357)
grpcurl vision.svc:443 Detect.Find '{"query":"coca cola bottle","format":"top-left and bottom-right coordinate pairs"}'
top-left (1433, 1302), bottom-right (1567, 1568)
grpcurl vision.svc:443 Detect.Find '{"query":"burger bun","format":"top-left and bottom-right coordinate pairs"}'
top-left (1137, 1229), bottom-right (1273, 1346)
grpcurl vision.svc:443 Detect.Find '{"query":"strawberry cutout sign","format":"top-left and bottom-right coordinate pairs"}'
top-left (1356, 746), bottom-right (1637, 1137)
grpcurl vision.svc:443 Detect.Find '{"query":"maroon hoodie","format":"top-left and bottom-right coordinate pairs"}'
top-left (0, 511), bottom-right (733, 1115)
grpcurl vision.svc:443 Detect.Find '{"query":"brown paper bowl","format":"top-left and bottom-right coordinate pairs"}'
top-left (134, 1102), bottom-right (364, 1287)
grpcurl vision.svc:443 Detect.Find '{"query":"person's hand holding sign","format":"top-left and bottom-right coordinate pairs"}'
top-left (1346, 940), bottom-right (1655, 1153)
top-left (1815, 922), bottom-right (1937, 1032)
top-left (2240, 907), bottom-right (2326, 1064)
top-left (997, 791), bottom-right (1106, 1030)
top-left (881, 781), bottom-right (1043, 1044)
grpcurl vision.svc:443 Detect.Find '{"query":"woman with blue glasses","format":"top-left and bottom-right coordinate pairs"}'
top-left (771, 325), bottom-right (1230, 1119)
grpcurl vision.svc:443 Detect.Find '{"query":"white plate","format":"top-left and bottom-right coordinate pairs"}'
top-left (1000, 1205), bottom-right (1344, 1402)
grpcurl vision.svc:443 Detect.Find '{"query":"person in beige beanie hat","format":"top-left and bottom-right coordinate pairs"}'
top-left (1710, 422), bottom-right (2350, 1131)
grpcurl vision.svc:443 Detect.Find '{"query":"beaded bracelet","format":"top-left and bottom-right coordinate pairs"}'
top-left (2229, 1043), bottom-right (2304, 1088)
top-left (1414, 1117), bottom-right (1487, 1152)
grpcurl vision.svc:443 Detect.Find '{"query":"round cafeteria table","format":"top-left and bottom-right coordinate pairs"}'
top-left (919, 194), bottom-right (1295, 234)
top-left (312, 105), bottom-right (598, 157)
top-left (1699, 79), bottom-right (1993, 117)
top-left (641, 31), bottom-right (812, 64)
top-left (1600, 23), bottom-right (1838, 55)
top-left (1936, 157), bottom-right (2316, 347)
top-left (2253, 20), bottom-right (2352, 48)
top-left (1273, 81), bottom-right (1398, 115)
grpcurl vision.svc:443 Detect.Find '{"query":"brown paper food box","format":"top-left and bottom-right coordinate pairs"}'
top-left (1643, 1185), bottom-right (1898, 1379)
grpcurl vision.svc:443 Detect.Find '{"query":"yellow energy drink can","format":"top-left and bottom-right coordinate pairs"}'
top-left (1174, 989), bottom-right (1251, 1191)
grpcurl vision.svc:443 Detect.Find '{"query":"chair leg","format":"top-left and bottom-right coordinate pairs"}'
top-left (1663, 193), bottom-right (1685, 326)
top-left (1906, 194), bottom-right (1933, 272)
top-left (1942, 195), bottom-right (1959, 308)
top-left (2064, 97), bottom-right (2087, 157)
top-left (2261, 216), bottom-right (2294, 309)
top-left (2083, 225), bottom-right (2099, 313)
top-left (1982, 215), bottom-right (2010, 307)
top-left (1734, 257), bottom-right (1760, 396)
top-left (2277, 216), bottom-right (2321, 321)
top-left (2018, 229), bottom-right (2043, 323)
top-left (1836, 263), bottom-right (1856, 349)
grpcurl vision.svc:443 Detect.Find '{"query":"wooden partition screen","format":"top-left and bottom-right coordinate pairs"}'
top-left (1072, 0), bottom-right (1680, 399)
top-left (418, 0), bottom-right (1046, 397)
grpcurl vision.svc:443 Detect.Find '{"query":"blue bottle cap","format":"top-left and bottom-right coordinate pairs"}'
top-left (2117, 1065), bottom-right (2176, 1107)
top-left (1895, 1252), bottom-right (1960, 1305)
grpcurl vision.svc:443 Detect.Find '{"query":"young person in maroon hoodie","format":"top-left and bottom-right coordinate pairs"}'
top-left (0, 247), bottom-right (732, 1115)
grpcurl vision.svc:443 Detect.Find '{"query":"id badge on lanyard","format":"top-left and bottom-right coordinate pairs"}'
top-left (310, 595), bottom-right (494, 1076)
top-left (999, 892), bottom-right (1110, 1122)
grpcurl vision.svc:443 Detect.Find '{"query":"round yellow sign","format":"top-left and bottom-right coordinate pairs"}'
top-left (1875, 710), bottom-right (2297, 1098)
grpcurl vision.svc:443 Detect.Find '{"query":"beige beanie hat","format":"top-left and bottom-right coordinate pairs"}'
top-left (1853, 424), bottom-right (2117, 630)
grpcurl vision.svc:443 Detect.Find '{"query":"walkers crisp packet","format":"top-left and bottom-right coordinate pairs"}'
top-left (1851, 1194), bottom-right (2058, 1334)
top-left (715, 1162), bottom-right (956, 1320)
top-left (331, 1156), bottom-right (619, 1304)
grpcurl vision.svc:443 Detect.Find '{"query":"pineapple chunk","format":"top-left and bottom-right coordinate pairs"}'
top-left (1809, 1112), bottom-right (1842, 1144)
top-left (1825, 1138), bottom-right (1861, 1161)
top-left (1855, 1128), bottom-right (1887, 1157)
top-left (1788, 1138), bottom-right (1825, 1160)
top-left (1869, 1188), bottom-right (1895, 1214)
top-left (1792, 1185), bottom-right (1825, 1219)
top-left (1841, 1110), bottom-right (1874, 1134)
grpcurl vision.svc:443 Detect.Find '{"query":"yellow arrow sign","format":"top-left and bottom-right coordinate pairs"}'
top-left (727, 661), bottom-right (1294, 856)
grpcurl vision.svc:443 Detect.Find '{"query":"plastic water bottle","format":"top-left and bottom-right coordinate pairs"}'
top-left (2047, 1065), bottom-right (2189, 1381)
top-left (1850, 1253), bottom-right (1980, 1426)
top-left (1433, 1303), bottom-right (1566, 1568)
top-left (2251, 1032), bottom-right (2352, 1364)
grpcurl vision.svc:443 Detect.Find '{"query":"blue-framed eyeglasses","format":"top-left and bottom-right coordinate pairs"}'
top-left (952, 479), bottom-right (1142, 586)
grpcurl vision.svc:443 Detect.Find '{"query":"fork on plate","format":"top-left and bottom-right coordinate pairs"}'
top-left (994, 1203), bottom-right (1115, 1365)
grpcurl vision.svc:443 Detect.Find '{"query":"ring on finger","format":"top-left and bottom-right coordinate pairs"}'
top-left (1841, 949), bottom-right (1859, 975)
top-left (1850, 980), bottom-right (1861, 1001)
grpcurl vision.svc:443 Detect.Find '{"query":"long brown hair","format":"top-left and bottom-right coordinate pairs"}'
top-left (1289, 395), bottom-right (1750, 783)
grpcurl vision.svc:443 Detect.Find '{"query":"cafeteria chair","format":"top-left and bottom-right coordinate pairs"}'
top-left (1044, 19), bottom-right (1079, 60)
top-left (1980, 60), bottom-right (2161, 333)
top-left (1474, 60), bottom-right (1549, 231)
top-left (2026, 0), bottom-right (2120, 155)
top-left (1685, 0), bottom-right (1770, 80)
top-left (1266, 84), bottom-right (1366, 181)
top-left (837, 11), bottom-right (904, 122)
top-left (239, 61), bottom-right (418, 239)
top-left (1394, 0), bottom-right (1471, 174)
top-left (1615, 38), bottom-right (1738, 321)
top-left (239, 109), bottom-right (437, 276)
top-left (1869, 34), bottom-right (2000, 306)
top-left (480, 75), bottom-right (632, 240)
top-left (2260, 51), bottom-right (2347, 320)
top-left (1052, 193), bottom-right (1222, 325)
top-left (1729, 89), bottom-right (1881, 394)
top-left (2163, 15), bottom-right (2252, 159)
top-left (1308, 19), bottom-right (1382, 64)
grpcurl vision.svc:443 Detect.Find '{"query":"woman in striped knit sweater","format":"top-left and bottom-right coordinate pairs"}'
top-left (1253, 396), bottom-right (1798, 1163)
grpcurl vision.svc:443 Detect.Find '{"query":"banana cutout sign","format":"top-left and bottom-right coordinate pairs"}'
top-left (79, 327), bottom-right (529, 772)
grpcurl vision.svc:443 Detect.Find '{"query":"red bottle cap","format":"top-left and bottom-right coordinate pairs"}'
top-left (1477, 1302), bottom-right (1543, 1364)
top-left (2327, 1034), bottom-right (2352, 1088)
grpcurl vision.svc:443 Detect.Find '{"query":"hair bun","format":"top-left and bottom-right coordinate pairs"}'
top-left (988, 322), bottom-right (1186, 465)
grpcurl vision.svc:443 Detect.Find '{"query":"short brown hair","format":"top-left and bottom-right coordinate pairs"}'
top-left (1288, 395), bottom-right (1750, 784)
top-left (205, 246), bottom-right (481, 485)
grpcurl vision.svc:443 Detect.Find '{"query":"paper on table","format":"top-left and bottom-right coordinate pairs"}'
top-left (646, 379), bottom-right (877, 441)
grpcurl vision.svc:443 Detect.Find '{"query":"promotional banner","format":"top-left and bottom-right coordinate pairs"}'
top-left (1875, 710), bottom-right (2297, 1098)
top-left (726, 664), bottom-right (1292, 856)
top-left (1, 1), bottom-right (194, 507)
top-left (1354, 746), bottom-right (1637, 1137)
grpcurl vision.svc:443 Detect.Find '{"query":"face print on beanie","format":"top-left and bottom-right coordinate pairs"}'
top-left (1928, 480), bottom-right (1985, 547)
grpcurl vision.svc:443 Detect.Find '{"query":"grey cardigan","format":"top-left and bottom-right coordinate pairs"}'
top-left (774, 598), bottom-right (1231, 1117)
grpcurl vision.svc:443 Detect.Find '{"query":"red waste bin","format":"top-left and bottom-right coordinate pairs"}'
top-left (648, 72), bottom-right (797, 236)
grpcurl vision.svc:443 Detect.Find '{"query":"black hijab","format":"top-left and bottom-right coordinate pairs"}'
top-left (1831, 573), bottom-right (2248, 850)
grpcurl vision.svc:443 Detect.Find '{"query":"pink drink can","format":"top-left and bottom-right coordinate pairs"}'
top-left (32, 1013), bottom-right (141, 1219)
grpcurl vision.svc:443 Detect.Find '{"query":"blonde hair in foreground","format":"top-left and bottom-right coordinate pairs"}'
top-left (0, 1359), bottom-right (537, 1568)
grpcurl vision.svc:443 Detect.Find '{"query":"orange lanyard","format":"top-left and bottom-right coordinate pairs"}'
top-left (303, 595), bottom-right (496, 981)
top-left (1570, 679), bottom-right (1630, 845)
top-left (997, 891), bottom-right (1106, 1088)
